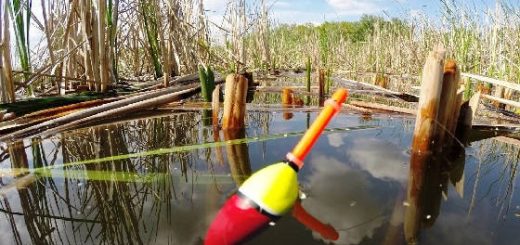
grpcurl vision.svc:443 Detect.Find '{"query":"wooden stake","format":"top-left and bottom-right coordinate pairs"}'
top-left (374, 73), bottom-right (389, 89)
top-left (212, 84), bottom-right (221, 128)
top-left (282, 88), bottom-right (294, 120)
top-left (411, 46), bottom-right (445, 153)
top-left (223, 74), bottom-right (248, 129)
top-left (492, 86), bottom-right (506, 109)
top-left (436, 60), bottom-right (460, 148)
top-left (282, 88), bottom-right (293, 105)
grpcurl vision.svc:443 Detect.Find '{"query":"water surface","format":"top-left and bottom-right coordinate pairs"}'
top-left (0, 109), bottom-right (518, 244)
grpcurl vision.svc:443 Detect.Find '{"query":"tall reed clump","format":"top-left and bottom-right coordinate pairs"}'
top-left (0, 0), bottom-right (15, 103)
top-left (240, 0), bottom-right (519, 100)
top-left (9, 0), bottom-right (32, 95)
top-left (139, 0), bottom-right (162, 79)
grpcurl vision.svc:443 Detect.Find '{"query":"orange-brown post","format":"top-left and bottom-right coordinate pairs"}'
top-left (281, 88), bottom-right (293, 105)
top-left (212, 84), bottom-right (221, 128)
top-left (436, 60), bottom-right (460, 148)
top-left (282, 88), bottom-right (294, 120)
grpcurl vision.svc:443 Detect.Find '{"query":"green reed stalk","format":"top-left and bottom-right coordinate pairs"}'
top-left (8, 0), bottom-right (32, 95)
top-left (139, 0), bottom-right (162, 78)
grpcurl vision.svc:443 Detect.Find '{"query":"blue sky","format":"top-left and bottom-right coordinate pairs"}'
top-left (204, 0), bottom-right (503, 24)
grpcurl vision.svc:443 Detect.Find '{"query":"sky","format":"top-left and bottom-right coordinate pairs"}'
top-left (203, 0), bottom-right (502, 25)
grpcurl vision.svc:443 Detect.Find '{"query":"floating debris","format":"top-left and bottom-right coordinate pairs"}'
top-left (403, 202), bottom-right (410, 207)
top-left (426, 215), bottom-right (432, 219)
top-left (350, 201), bottom-right (357, 207)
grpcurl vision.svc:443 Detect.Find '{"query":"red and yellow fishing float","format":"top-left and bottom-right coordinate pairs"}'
top-left (205, 89), bottom-right (348, 245)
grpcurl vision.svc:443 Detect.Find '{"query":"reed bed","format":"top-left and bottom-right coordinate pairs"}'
top-left (0, 0), bottom-right (518, 104)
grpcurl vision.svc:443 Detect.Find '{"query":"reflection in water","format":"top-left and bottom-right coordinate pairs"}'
top-left (223, 129), bottom-right (252, 186)
top-left (404, 144), bottom-right (466, 244)
top-left (303, 155), bottom-right (388, 244)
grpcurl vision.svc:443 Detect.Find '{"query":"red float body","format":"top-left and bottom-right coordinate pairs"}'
top-left (205, 194), bottom-right (271, 245)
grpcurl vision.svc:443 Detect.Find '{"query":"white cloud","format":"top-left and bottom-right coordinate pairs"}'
top-left (326, 0), bottom-right (383, 16)
top-left (327, 133), bottom-right (345, 147)
top-left (204, 0), bottom-right (229, 13)
top-left (348, 138), bottom-right (409, 183)
top-left (302, 154), bottom-right (389, 244)
top-left (272, 9), bottom-right (327, 25)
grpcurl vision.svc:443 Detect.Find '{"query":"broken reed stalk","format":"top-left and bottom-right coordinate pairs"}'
top-left (0, 74), bottom-right (206, 141)
top-left (410, 46), bottom-right (446, 154)
top-left (42, 86), bottom-right (200, 137)
top-left (0, 1), bottom-right (15, 103)
top-left (435, 60), bottom-right (460, 148)
top-left (212, 84), bottom-right (221, 128)
top-left (97, 0), bottom-right (111, 92)
top-left (317, 68), bottom-right (325, 106)
top-left (222, 74), bottom-right (248, 129)
top-left (305, 57), bottom-right (311, 105)
top-left (325, 69), bottom-right (331, 94)
top-left (139, 0), bottom-right (162, 78)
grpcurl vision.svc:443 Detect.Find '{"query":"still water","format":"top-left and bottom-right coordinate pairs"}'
top-left (0, 110), bottom-right (519, 244)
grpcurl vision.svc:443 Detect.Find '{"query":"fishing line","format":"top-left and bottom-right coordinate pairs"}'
top-left (1, 125), bottom-right (378, 176)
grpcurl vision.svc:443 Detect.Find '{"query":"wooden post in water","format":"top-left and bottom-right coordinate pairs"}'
top-left (405, 46), bottom-right (445, 243)
top-left (410, 46), bottom-right (446, 154)
top-left (282, 88), bottom-right (293, 105)
top-left (317, 68), bottom-right (325, 106)
top-left (436, 60), bottom-right (460, 149)
top-left (223, 74), bottom-right (248, 129)
top-left (223, 128), bottom-right (252, 186)
top-left (492, 85), bottom-right (506, 110)
top-left (282, 88), bottom-right (294, 120)
top-left (374, 73), bottom-right (389, 89)
top-left (222, 74), bottom-right (251, 183)
top-left (212, 84), bottom-right (221, 128)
